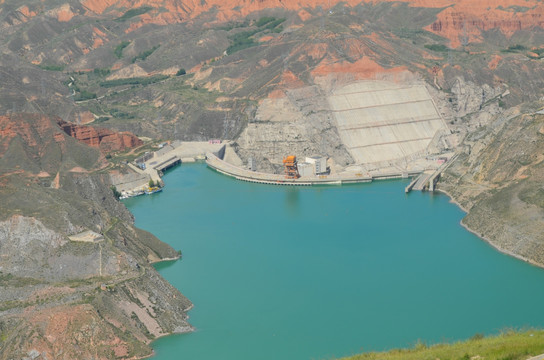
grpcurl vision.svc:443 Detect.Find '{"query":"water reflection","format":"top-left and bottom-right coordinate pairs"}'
top-left (285, 187), bottom-right (300, 215)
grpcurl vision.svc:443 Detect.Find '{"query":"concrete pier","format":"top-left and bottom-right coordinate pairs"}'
top-left (112, 141), bottom-right (225, 195)
top-left (405, 152), bottom-right (460, 193)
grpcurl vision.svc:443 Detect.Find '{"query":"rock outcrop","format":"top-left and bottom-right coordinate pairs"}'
top-left (58, 120), bottom-right (143, 153)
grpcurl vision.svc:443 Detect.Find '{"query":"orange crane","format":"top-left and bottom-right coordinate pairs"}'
top-left (283, 155), bottom-right (300, 179)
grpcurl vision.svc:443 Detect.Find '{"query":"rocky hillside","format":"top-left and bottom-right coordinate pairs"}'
top-left (1, 0), bottom-right (544, 141)
top-left (439, 105), bottom-right (544, 267)
top-left (0, 113), bottom-right (192, 360)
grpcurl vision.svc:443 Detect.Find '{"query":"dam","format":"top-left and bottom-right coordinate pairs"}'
top-left (233, 79), bottom-right (455, 185)
top-left (328, 81), bottom-right (449, 165)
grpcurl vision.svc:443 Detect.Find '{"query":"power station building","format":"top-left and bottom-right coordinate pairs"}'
top-left (305, 156), bottom-right (327, 175)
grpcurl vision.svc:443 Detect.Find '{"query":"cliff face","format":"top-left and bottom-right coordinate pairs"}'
top-left (0, 113), bottom-right (192, 360)
top-left (58, 120), bottom-right (143, 153)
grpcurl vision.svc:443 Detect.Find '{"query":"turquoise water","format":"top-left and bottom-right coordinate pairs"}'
top-left (124, 164), bottom-right (544, 360)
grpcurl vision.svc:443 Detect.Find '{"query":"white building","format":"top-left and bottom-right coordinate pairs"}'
top-left (297, 162), bottom-right (314, 177)
top-left (305, 156), bottom-right (327, 175)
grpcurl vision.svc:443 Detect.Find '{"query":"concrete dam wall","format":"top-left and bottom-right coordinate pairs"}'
top-left (328, 81), bottom-right (448, 164)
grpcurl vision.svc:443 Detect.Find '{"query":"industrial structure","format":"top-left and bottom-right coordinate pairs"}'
top-left (297, 162), bottom-right (314, 177)
top-left (283, 155), bottom-right (300, 178)
top-left (305, 156), bottom-right (328, 175)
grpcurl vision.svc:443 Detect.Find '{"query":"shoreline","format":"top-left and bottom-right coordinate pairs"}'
top-left (437, 188), bottom-right (544, 270)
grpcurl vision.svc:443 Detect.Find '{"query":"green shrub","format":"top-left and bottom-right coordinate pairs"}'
top-left (131, 45), bottom-right (160, 63)
top-left (114, 41), bottom-right (130, 59)
top-left (93, 68), bottom-right (111, 77)
top-left (99, 74), bottom-right (169, 88)
top-left (255, 16), bottom-right (276, 27)
top-left (424, 44), bottom-right (448, 52)
top-left (176, 68), bottom-right (186, 76)
top-left (115, 7), bottom-right (153, 21)
top-left (502, 44), bottom-right (527, 53)
top-left (74, 90), bottom-right (97, 101)
top-left (39, 64), bottom-right (64, 71)
top-left (111, 186), bottom-right (121, 199)
top-left (226, 17), bottom-right (285, 55)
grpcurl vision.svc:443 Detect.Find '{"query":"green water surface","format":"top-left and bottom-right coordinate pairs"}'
top-left (124, 163), bottom-right (544, 360)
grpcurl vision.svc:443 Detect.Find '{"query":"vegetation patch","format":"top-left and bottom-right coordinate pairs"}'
top-left (226, 17), bottom-right (285, 54)
top-left (342, 330), bottom-right (544, 360)
top-left (115, 7), bottom-right (153, 22)
top-left (114, 41), bottom-right (130, 59)
top-left (0, 272), bottom-right (41, 287)
top-left (108, 108), bottom-right (136, 119)
top-left (93, 68), bottom-right (111, 77)
top-left (217, 19), bottom-right (250, 31)
top-left (424, 44), bottom-right (449, 52)
top-left (497, 5), bottom-right (536, 13)
top-left (502, 44), bottom-right (528, 53)
top-left (38, 63), bottom-right (64, 71)
top-left (131, 45), bottom-right (160, 63)
top-left (99, 74), bottom-right (169, 88)
top-left (74, 89), bottom-right (97, 101)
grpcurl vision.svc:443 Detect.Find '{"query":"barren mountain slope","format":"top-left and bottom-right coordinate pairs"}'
top-left (1, 0), bottom-right (544, 141)
top-left (0, 114), bottom-right (192, 360)
top-left (439, 106), bottom-right (544, 266)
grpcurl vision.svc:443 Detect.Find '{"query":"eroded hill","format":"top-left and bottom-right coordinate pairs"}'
top-left (0, 114), bottom-right (192, 360)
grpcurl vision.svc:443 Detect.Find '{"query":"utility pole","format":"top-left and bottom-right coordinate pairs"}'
top-left (99, 243), bottom-right (102, 276)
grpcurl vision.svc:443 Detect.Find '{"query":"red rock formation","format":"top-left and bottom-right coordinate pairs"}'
top-left (80, 0), bottom-right (544, 48)
top-left (425, 0), bottom-right (544, 47)
top-left (57, 120), bottom-right (143, 153)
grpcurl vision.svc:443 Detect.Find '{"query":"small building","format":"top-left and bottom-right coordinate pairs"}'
top-left (297, 162), bottom-right (314, 177)
top-left (305, 156), bottom-right (328, 175)
top-left (248, 157), bottom-right (256, 171)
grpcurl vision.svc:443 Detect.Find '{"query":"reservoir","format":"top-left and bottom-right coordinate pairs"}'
top-left (124, 163), bottom-right (544, 360)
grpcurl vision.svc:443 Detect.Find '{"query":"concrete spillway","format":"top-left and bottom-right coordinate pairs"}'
top-left (328, 81), bottom-right (448, 164)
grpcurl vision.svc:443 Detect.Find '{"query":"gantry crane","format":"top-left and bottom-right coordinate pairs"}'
top-left (283, 155), bottom-right (300, 179)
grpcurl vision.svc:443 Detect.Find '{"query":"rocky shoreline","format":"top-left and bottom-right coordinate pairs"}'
top-left (437, 188), bottom-right (544, 270)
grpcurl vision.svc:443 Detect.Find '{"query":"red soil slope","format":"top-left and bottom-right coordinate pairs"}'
top-left (81, 0), bottom-right (544, 48)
